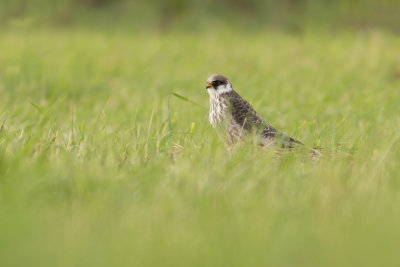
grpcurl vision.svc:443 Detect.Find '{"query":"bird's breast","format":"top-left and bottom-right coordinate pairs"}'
top-left (209, 95), bottom-right (229, 128)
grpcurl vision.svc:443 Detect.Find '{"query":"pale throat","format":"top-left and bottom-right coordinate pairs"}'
top-left (207, 83), bottom-right (233, 96)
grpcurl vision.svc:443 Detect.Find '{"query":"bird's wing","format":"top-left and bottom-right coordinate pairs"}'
top-left (228, 90), bottom-right (303, 148)
top-left (228, 90), bottom-right (273, 131)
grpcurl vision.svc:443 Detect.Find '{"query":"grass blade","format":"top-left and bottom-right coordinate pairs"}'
top-left (172, 92), bottom-right (206, 109)
top-left (0, 119), bottom-right (5, 135)
top-left (29, 102), bottom-right (56, 124)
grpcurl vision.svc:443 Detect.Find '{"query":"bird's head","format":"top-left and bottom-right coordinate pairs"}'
top-left (206, 74), bottom-right (233, 96)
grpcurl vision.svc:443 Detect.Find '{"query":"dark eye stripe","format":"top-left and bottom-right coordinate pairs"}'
top-left (212, 80), bottom-right (223, 86)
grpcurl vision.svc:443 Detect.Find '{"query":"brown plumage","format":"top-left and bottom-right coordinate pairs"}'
top-left (206, 74), bottom-right (302, 147)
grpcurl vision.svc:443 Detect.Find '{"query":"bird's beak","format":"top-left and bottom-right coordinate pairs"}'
top-left (206, 82), bottom-right (212, 89)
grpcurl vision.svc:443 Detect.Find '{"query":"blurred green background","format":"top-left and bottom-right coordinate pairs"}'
top-left (1, 1), bottom-right (400, 267)
top-left (2, 0), bottom-right (400, 32)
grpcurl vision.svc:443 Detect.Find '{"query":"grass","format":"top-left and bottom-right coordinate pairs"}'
top-left (1, 27), bottom-right (400, 266)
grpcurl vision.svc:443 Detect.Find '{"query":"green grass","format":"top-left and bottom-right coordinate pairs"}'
top-left (1, 28), bottom-right (400, 267)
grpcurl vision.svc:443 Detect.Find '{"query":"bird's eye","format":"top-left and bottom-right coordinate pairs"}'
top-left (213, 81), bottom-right (220, 87)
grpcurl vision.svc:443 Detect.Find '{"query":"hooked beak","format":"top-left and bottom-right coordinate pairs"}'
top-left (206, 82), bottom-right (212, 90)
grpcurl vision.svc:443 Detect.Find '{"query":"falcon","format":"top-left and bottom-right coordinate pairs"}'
top-left (206, 74), bottom-right (303, 147)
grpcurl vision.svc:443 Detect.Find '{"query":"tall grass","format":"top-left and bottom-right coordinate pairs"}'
top-left (0, 28), bottom-right (400, 266)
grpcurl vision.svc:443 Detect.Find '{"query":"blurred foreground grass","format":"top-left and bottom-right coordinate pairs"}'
top-left (1, 27), bottom-right (400, 266)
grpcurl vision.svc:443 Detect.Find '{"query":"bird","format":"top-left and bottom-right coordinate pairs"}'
top-left (206, 74), bottom-right (303, 148)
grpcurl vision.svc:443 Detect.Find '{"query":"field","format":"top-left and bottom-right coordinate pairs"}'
top-left (1, 26), bottom-right (400, 266)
